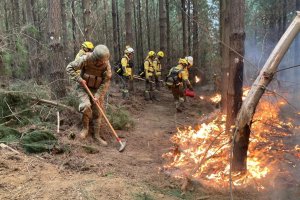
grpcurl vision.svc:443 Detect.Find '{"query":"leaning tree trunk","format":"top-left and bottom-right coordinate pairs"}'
top-left (225, 0), bottom-right (245, 133)
top-left (48, 0), bottom-right (66, 98)
top-left (233, 12), bottom-right (300, 172)
top-left (125, 0), bottom-right (133, 46)
top-left (82, 0), bottom-right (92, 41)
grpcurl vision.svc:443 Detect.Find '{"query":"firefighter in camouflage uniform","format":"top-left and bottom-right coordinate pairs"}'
top-left (66, 45), bottom-right (111, 145)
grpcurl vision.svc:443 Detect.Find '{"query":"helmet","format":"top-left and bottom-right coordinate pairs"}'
top-left (157, 51), bottom-right (164, 58)
top-left (124, 46), bottom-right (134, 54)
top-left (91, 45), bottom-right (110, 60)
top-left (178, 58), bottom-right (188, 66)
top-left (148, 51), bottom-right (156, 57)
top-left (82, 41), bottom-right (94, 51)
top-left (185, 56), bottom-right (193, 66)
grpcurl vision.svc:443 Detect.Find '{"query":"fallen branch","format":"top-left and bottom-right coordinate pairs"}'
top-left (0, 143), bottom-right (20, 154)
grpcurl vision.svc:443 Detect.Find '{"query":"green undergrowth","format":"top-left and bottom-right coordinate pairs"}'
top-left (107, 104), bottom-right (134, 130)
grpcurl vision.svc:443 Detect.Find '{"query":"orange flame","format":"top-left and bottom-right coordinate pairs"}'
top-left (195, 76), bottom-right (201, 83)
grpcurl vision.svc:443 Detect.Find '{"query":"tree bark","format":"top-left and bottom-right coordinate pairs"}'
top-left (112, 0), bottom-right (119, 61)
top-left (181, 0), bottom-right (187, 55)
top-left (295, 1), bottom-right (300, 65)
top-left (220, 0), bottom-right (230, 113)
top-left (187, 0), bottom-right (192, 55)
top-left (159, 0), bottom-right (167, 75)
top-left (82, 0), bottom-right (92, 41)
top-left (166, 0), bottom-right (171, 67)
top-left (60, 0), bottom-right (69, 62)
top-left (225, 0), bottom-right (245, 133)
top-left (48, 0), bottom-right (66, 98)
top-left (233, 13), bottom-right (300, 172)
top-left (4, 0), bottom-right (9, 32)
top-left (146, 0), bottom-right (151, 50)
top-left (192, 0), bottom-right (200, 70)
top-left (71, 0), bottom-right (77, 58)
top-left (125, 0), bottom-right (133, 46)
top-left (138, 0), bottom-right (144, 61)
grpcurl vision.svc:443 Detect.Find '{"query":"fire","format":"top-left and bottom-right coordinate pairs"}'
top-left (199, 96), bottom-right (204, 100)
top-left (163, 95), bottom-right (299, 190)
top-left (210, 94), bottom-right (221, 103)
top-left (195, 76), bottom-right (201, 83)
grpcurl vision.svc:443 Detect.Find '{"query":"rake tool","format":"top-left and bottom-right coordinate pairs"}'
top-left (82, 83), bottom-right (126, 152)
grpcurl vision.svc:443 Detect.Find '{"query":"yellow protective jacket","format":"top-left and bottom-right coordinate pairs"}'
top-left (153, 57), bottom-right (162, 76)
top-left (174, 64), bottom-right (192, 89)
top-left (66, 54), bottom-right (112, 99)
top-left (121, 54), bottom-right (133, 77)
top-left (144, 56), bottom-right (155, 79)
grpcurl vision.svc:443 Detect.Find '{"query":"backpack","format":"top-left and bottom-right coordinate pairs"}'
top-left (165, 66), bottom-right (183, 87)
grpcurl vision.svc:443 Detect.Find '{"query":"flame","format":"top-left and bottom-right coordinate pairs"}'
top-left (199, 96), bottom-right (204, 100)
top-left (163, 93), bottom-right (299, 190)
top-left (210, 94), bottom-right (221, 103)
top-left (195, 76), bottom-right (201, 83)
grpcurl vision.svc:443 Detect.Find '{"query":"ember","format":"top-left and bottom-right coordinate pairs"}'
top-left (163, 95), bottom-right (299, 190)
top-left (195, 76), bottom-right (201, 83)
top-left (210, 94), bottom-right (221, 103)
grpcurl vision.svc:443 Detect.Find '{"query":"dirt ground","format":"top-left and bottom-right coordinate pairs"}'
top-left (0, 84), bottom-right (298, 200)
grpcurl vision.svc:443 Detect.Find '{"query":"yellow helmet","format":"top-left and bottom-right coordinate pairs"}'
top-left (148, 51), bottom-right (156, 57)
top-left (82, 41), bottom-right (94, 50)
top-left (178, 58), bottom-right (188, 66)
top-left (157, 51), bottom-right (164, 58)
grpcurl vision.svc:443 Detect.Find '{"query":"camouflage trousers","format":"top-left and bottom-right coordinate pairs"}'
top-left (170, 85), bottom-right (185, 112)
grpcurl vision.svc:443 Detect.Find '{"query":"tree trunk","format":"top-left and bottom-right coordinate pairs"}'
top-left (60, 0), bottom-right (69, 62)
top-left (48, 0), bottom-right (66, 98)
top-left (225, 0), bottom-right (245, 133)
top-left (116, 0), bottom-right (121, 57)
top-left (146, 0), bottom-right (151, 50)
top-left (295, 1), bottom-right (300, 65)
top-left (125, 0), bottom-right (133, 46)
top-left (166, 0), bottom-right (171, 67)
top-left (138, 0), bottom-right (144, 61)
top-left (71, 0), bottom-right (77, 58)
top-left (4, 0), bottom-right (9, 32)
top-left (220, 0), bottom-right (230, 113)
top-left (82, 0), bottom-right (92, 41)
top-left (133, 0), bottom-right (140, 65)
top-left (112, 0), bottom-right (119, 62)
top-left (233, 13), bottom-right (300, 172)
top-left (159, 0), bottom-right (167, 75)
top-left (25, 0), bottom-right (39, 81)
top-left (181, 0), bottom-right (187, 55)
top-left (192, 0), bottom-right (200, 70)
top-left (187, 0), bottom-right (192, 55)
top-left (103, 0), bottom-right (108, 44)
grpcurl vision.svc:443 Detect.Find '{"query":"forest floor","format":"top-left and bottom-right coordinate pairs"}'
top-left (0, 82), bottom-right (299, 200)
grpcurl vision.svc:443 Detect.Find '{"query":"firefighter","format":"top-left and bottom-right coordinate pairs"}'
top-left (144, 51), bottom-right (156, 100)
top-left (75, 41), bottom-right (95, 75)
top-left (166, 58), bottom-right (193, 112)
top-left (76, 41), bottom-right (94, 60)
top-left (153, 51), bottom-right (164, 91)
top-left (121, 46), bottom-right (134, 98)
top-left (66, 45), bottom-right (111, 145)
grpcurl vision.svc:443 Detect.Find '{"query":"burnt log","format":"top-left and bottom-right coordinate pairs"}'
top-left (233, 12), bottom-right (300, 172)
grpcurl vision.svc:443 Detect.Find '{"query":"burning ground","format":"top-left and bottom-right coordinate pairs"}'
top-left (162, 89), bottom-right (300, 196)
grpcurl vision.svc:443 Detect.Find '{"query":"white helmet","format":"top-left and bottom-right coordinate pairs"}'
top-left (185, 56), bottom-right (193, 66)
top-left (124, 46), bottom-right (134, 54)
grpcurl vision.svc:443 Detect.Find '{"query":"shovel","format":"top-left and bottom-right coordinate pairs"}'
top-left (82, 83), bottom-right (126, 152)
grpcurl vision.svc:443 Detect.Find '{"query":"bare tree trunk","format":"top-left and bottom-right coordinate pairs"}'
top-left (4, 0), bottom-right (9, 32)
top-left (159, 0), bottom-right (167, 75)
top-left (295, 1), bottom-right (300, 65)
top-left (112, 0), bottom-right (119, 61)
top-left (181, 0), bottom-right (187, 55)
top-left (166, 0), bottom-right (171, 67)
top-left (103, 0), bottom-right (108, 44)
top-left (146, 0), bottom-right (151, 50)
top-left (125, 0), bottom-right (133, 46)
top-left (138, 0), bottom-right (144, 60)
top-left (225, 0), bottom-right (245, 132)
top-left (71, 0), bottom-right (77, 58)
top-left (61, 0), bottom-right (69, 62)
top-left (233, 13), bottom-right (300, 172)
top-left (25, 0), bottom-right (39, 81)
top-left (48, 0), bottom-right (66, 98)
top-left (133, 0), bottom-right (140, 65)
top-left (116, 0), bottom-right (121, 57)
top-left (82, 0), bottom-right (92, 41)
top-left (220, 0), bottom-right (230, 113)
top-left (187, 0), bottom-right (192, 55)
top-left (192, 0), bottom-right (200, 70)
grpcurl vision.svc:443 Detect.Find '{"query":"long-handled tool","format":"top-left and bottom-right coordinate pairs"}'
top-left (82, 83), bottom-right (126, 152)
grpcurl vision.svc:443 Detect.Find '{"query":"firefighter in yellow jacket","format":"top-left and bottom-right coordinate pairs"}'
top-left (144, 51), bottom-right (156, 100)
top-left (121, 46), bottom-right (134, 98)
top-left (166, 57), bottom-right (193, 112)
top-left (66, 45), bottom-right (111, 145)
top-left (153, 51), bottom-right (164, 90)
top-left (75, 41), bottom-right (94, 75)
